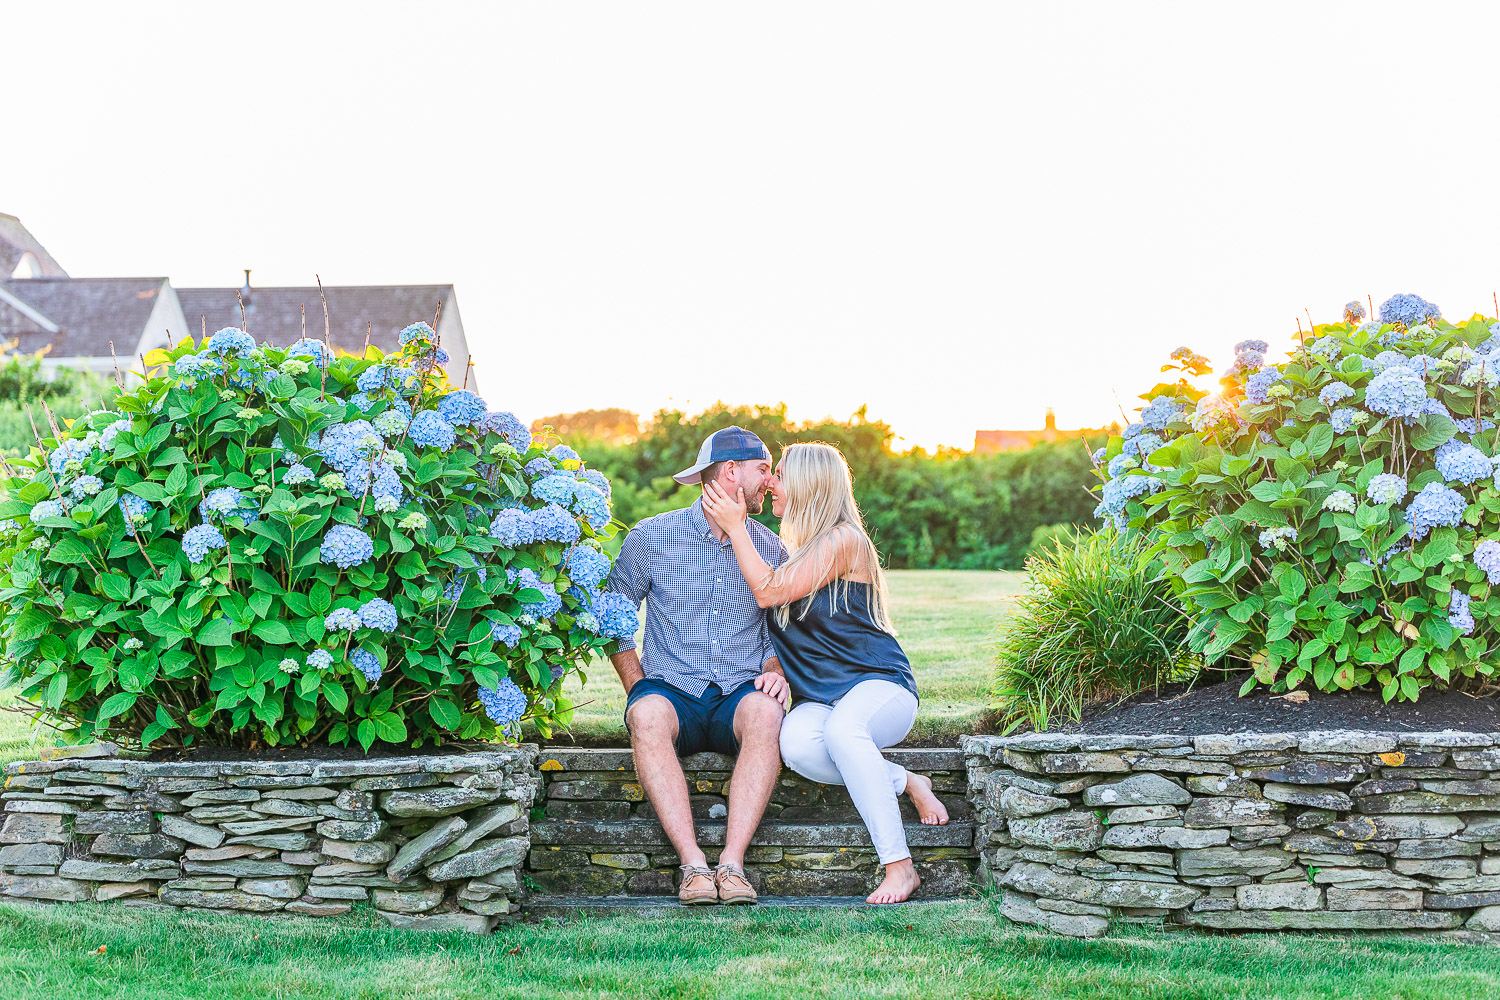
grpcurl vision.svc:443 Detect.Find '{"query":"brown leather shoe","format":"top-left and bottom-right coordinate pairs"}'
top-left (715, 863), bottom-right (758, 905)
top-left (679, 864), bottom-right (718, 905)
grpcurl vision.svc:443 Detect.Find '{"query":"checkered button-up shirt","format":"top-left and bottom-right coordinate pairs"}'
top-left (606, 498), bottom-right (788, 697)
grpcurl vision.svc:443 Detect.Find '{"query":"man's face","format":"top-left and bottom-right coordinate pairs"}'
top-left (722, 459), bottom-right (773, 515)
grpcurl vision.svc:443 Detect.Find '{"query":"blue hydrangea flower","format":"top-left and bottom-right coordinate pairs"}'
top-left (481, 411), bottom-right (532, 451)
top-left (358, 598), bottom-right (398, 633)
top-left (533, 473), bottom-right (577, 505)
top-left (437, 390), bottom-right (486, 427)
top-left (318, 420), bottom-right (384, 472)
top-left (408, 410), bottom-right (456, 451)
top-left (579, 468), bottom-right (611, 499)
top-left (564, 545), bottom-right (611, 591)
top-left (1343, 301), bottom-right (1367, 323)
top-left (1366, 473), bottom-right (1408, 505)
top-left (325, 607), bottom-right (362, 632)
top-left (1121, 423), bottom-right (1144, 441)
top-left (1318, 382), bottom-right (1354, 407)
top-left (69, 476), bottom-right (103, 500)
top-left (530, 503), bottom-right (581, 543)
top-left (30, 500), bottom-right (63, 524)
top-left (355, 365), bottom-right (393, 393)
top-left (1436, 440), bottom-right (1493, 485)
top-left (1090, 446), bottom-right (1108, 463)
top-left (1309, 336), bottom-right (1342, 358)
top-left (348, 392), bottom-right (377, 412)
top-left (285, 337), bottom-right (330, 370)
top-left (307, 649), bottom-right (334, 671)
top-left (1093, 474), bottom-right (1162, 518)
top-left (478, 677), bottom-right (527, 724)
top-left (391, 366), bottom-right (421, 396)
top-left (444, 567), bottom-right (488, 602)
top-left (371, 464), bottom-right (404, 509)
top-left (349, 648), bottom-right (382, 682)
top-left (373, 409), bottom-right (409, 437)
top-left (491, 621), bottom-right (523, 647)
top-left (1448, 590), bottom-right (1475, 635)
top-left (1379, 293), bottom-right (1441, 328)
top-left (1234, 339), bottom-right (1270, 356)
top-left (206, 327), bottom-right (255, 357)
top-left (1421, 398), bottom-right (1451, 419)
top-left (1473, 539), bottom-right (1500, 584)
top-left (1322, 490), bottom-right (1356, 513)
top-left (200, 487), bottom-right (245, 519)
top-left (513, 567), bottom-right (564, 619)
top-left (595, 591), bottom-right (639, 641)
top-left (100, 418), bottom-right (132, 449)
top-left (1329, 408), bottom-right (1359, 433)
top-left (1363, 366), bottom-right (1429, 421)
top-left (1107, 454), bottom-right (1139, 478)
top-left (1405, 482), bottom-right (1467, 540)
top-left (1258, 525), bottom-right (1298, 551)
top-left (118, 494), bottom-right (152, 536)
top-left (284, 463), bottom-right (314, 485)
top-left (1462, 359), bottom-right (1500, 389)
top-left (48, 439), bottom-right (92, 476)
top-left (182, 524), bottom-right (227, 564)
top-left (1140, 396), bottom-right (1185, 430)
top-left (489, 508), bottom-right (535, 548)
top-left (398, 322), bottom-right (436, 346)
top-left (320, 525), bottom-right (374, 568)
top-left (570, 481), bottom-right (612, 531)
top-left (1366, 350), bottom-right (1412, 375)
top-left (1454, 417), bottom-right (1498, 435)
top-left (1120, 432), bottom-right (1164, 461)
top-left (524, 457), bottom-right (555, 479)
top-left (549, 444), bottom-right (581, 463)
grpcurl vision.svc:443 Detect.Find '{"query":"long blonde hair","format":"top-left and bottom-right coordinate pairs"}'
top-left (770, 442), bottom-right (895, 634)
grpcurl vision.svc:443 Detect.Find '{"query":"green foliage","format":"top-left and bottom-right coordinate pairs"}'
top-left (559, 403), bottom-right (1105, 569)
top-left (993, 527), bottom-right (1192, 732)
top-left (1104, 311), bottom-right (1500, 702)
top-left (0, 349), bottom-right (119, 458)
top-left (0, 328), bottom-right (629, 749)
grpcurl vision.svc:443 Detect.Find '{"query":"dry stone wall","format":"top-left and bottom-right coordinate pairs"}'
top-left (1, 743), bottom-right (538, 934)
top-left (963, 731), bottom-right (1500, 938)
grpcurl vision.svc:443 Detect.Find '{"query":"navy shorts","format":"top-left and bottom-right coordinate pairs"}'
top-left (624, 679), bottom-right (757, 756)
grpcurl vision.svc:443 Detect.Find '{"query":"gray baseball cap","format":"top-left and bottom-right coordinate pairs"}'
top-left (672, 426), bottom-right (772, 485)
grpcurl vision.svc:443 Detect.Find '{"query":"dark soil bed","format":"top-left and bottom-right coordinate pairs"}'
top-left (1046, 676), bottom-right (1500, 736)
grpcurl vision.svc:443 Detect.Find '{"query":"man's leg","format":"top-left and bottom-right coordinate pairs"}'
top-left (626, 694), bottom-right (706, 868)
top-left (720, 691), bottom-right (784, 869)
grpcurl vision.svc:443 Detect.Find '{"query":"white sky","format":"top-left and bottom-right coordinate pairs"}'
top-left (7, 2), bottom-right (1500, 450)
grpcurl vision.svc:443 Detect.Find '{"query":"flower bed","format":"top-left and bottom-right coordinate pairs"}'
top-left (0, 743), bottom-right (537, 933)
top-left (964, 729), bottom-right (1500, 937)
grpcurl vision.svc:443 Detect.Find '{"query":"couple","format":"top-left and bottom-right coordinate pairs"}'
top-left (605, 426), bottom-right (947, 906)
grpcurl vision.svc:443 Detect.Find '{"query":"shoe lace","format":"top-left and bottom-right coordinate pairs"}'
top-left (679, 864), bottom-right (715, 888)
top-left (715, 863), bottom-right (752, 890)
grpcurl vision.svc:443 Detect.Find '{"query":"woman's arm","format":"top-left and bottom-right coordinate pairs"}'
top-left (702, 481), bottom-right (854, 608)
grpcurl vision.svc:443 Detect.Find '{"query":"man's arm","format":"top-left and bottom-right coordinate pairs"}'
top-left (610, 647), bottom-right (646, 695)
top-left (604, 524), bottom-right (651, 694)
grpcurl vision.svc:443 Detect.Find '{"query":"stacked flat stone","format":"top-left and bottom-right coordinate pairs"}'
top-left (528, 748), bottom-right (977, 897)
top-left (0, 742), bottom-right (538, 934)
top-left (962, 730), bottom-right (1500, 938)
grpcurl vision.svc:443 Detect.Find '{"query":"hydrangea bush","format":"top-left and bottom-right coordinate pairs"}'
top-left (0, 323), bottom-right (636, 748)
top-left (1095, 294), bottom-right (1500, 702)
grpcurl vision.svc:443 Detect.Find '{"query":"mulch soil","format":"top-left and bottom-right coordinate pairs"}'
top-left (1044, 676), bottom-right (1500, 736)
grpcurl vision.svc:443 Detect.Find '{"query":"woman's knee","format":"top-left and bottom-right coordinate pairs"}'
top-left (778, 714), bottom-right (826, 772)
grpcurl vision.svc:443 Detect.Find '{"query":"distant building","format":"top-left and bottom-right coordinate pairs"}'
top-left (974, 408), bottom-right (1119, 453)
top-left (0, 214), bottom-right (476, 393)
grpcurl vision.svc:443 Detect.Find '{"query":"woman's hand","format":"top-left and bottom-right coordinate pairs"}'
top-left (702, 480), bottom-right (749, 534)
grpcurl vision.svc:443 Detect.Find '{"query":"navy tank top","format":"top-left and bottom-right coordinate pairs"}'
top-left (767, 580), bottom-right (918, 706)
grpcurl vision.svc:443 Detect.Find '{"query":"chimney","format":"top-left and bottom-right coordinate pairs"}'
top-left (1044, 407), bottom-right (1057, 431)
top-left (240, 269), bottom-right (254, 313)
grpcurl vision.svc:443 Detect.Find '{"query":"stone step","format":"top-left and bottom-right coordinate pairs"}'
top-left (531, 819), bottom-right (975, 849)
top-left (536, 747), bottom-right (965, 773)
top-left (525, 894), bottom-right (963, 918)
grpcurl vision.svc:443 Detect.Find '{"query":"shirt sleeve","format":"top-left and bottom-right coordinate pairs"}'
top-left (605, 524), bottom-right (651, 653)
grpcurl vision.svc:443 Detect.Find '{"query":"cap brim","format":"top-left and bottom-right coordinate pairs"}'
top-left (672, 463), bottom-right (709, 486)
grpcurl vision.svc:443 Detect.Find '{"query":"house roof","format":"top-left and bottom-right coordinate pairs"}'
top-left (0, 278), bottom-right (169, 358)
top-left (0, 214), bottom-right (69, 279)
top-left (174, 285), bottom-right (455, 354)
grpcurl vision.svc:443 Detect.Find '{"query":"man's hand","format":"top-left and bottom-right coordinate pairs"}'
top-left (754, 670), bottom-right (790, 711)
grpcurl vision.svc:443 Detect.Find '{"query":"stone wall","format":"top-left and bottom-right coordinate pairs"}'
top-left (962, 731), bottom-right (1500, 938)
top-left (1, 743), bottom-right (538, 934)
top-left (528, 748), bottom-right (977, 898)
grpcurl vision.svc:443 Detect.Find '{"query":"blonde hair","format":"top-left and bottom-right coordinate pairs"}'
top-left (769, 442), bottom-right (895, 634)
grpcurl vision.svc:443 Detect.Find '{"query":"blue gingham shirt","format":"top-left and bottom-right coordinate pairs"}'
top-left (606, 498), bottom-right (788, 697)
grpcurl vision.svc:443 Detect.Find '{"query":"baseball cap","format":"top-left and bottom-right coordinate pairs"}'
top-left (672, 426), bottom-right (772, 485)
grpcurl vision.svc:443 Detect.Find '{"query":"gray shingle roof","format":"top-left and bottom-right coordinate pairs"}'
top-left (0, 214), bottom-right (69, 278)
top-left (175, 285), bottom-right (455, 354)
top-left (0, 278), bottom-right (168, 357)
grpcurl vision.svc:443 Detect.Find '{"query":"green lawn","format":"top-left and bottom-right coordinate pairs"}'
top-left (3, 897), bottom-right (1499, 1000)
top-left (556, 569), bottom-right (1024, 743)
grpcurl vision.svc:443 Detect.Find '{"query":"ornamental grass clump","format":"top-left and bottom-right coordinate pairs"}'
top-left (993, 527), bottom-right (1192, 733)
top-left (1095, 293), bottom-right (1500, 702)
top-left (0, 322), bottom-right (636, 749)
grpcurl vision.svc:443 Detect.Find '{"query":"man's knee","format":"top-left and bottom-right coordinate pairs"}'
top-left (733, 691), bottom-right (785, 739)
top-left (626, 694), bottom-right (679, 745)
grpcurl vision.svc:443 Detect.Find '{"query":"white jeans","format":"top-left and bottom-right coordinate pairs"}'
top-left (778, 679), bottom-right (919, 865)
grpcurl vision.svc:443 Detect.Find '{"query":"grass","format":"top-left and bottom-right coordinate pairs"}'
top-left (556, 569), bottom-right (1024, 743)
top-left (3, 897), bottom-right (1500, 999)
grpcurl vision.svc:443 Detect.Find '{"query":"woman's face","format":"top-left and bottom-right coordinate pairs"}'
top-left (769, 461), bottom-right (786, 518)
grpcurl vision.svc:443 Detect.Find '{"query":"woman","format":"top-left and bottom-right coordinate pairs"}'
top-left (702, 441), bottom-right (948, 904)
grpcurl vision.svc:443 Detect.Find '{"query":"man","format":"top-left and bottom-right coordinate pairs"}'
top-left (605, 426), bottom-right (789, 905)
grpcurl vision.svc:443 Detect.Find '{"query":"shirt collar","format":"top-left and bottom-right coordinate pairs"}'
top-left (688, 496), bottom-right (716, 540)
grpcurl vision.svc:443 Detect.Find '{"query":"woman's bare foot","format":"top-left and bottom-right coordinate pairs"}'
top-left (867, 858), bottom-right (921, 904)
top-left (904, 771), bottom-right (949, 826)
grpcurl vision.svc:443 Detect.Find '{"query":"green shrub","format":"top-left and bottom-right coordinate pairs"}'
top-left (1097, 296), bottom-right (1500, 702)
top-left (1024, 522), bottom-right (1075, 562)
top-left (0, 325), bottom-right (635, 749)
top-left (993, 527), bottom-right (1192, 732)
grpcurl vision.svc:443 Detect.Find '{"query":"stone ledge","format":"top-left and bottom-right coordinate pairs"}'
top-left (531, 819), bottom-right (975, 849)
top-left (537, 747), bottom-right (964, 773)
